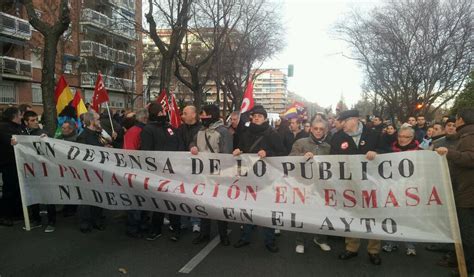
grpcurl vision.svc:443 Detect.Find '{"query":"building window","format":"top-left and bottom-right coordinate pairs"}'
top-left (109, 93), bottom-right (125, 109)
top-left (32, 83), bottom-right (42, 104)
top-left (0, 83), bottom-right (16, 104)
top-left (64, 60), bottom-right (73, 74)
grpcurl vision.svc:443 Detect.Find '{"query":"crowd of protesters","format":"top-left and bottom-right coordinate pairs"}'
top-left (0, 101), bottom-right (473, 275)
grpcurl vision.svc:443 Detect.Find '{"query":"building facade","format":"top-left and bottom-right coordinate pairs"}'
top-left (253, 69), bottom-right (287, 114)
top-left (0, 0), bottom-right (143, 114)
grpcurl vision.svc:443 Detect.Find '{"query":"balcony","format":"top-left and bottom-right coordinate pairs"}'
top-left (81, 72), bottom-right (133, 92)
top-left (80, 41), bottom-right (136, 66)
top-left (0, 12), bottom-right (32, 40)
top-left (108, 0), bottom-right (135, 12)
top-left (0, 56), bottom-right (32, 80)
top-left (80, 8), bottom-right (136, 40)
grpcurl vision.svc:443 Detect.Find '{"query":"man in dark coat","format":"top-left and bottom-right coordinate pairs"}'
top-left (76, 111), bottom-right (108, 233)
top-left (436, 108), bottom-right (474, 276)
top-left (141, 102), bottom-right (183, 242)
top-left (176, 105), bottom-right (202, 233)
top-left (232, 105), bottom-right (286, 253)
top-left (22, 111), bottom-right (56, 232)
top-left (281, 117), bottom-right (307, 155)
top-left (330, 109), bottom-right (383, 265)
top-left (177, 105), bottom-right (201, 151)
top-left (0, 107), bottom-right (24, 226)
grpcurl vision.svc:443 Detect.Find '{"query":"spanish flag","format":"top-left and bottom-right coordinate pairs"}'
top-left (54, 75), bottom-right (74, 115)
top-left (71, 89), bottom-right (88, 117)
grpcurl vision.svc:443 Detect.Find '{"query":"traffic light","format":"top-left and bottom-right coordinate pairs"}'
top-left (288, 64), bottom-right (294, 77)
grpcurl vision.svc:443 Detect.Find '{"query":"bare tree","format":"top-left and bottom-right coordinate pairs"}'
top-left (145, 0), bottom-right (192, 95)
top-left (335, 0), bottom-right (473, 121)
top-left (216, 0), bottom-right (284, 113)
top-left (174, 0), bottom-right (242, 111)
top-left (170, 0), bottom-right (241, 110)
top-left (20, 0), bottom-right (70, 136)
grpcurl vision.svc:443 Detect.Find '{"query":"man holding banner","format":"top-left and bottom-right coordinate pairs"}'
top-left (76, 111), bottom-right (108, 233)
top-left (330, 109), bottom-right (383, 265)
top-left (436, 108), bottom-right (474, 276)
top-left (290, 117), bottom-right (332, 254)
top-left (233, 105), bottom-right (286, 253)
top-left (190, 104), bottom-right (233, 246)
top-left (141, 102), bottom-right (183, 241)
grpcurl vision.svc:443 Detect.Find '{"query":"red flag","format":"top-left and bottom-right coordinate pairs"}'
top-left (156, 88), bottom-right (169, 113)
top-left (240, 78), bottom-right (254, 113)
top-left (169, 94), bottom-right (181, 129)
top-left (92, 72), bottom-right (109, 112)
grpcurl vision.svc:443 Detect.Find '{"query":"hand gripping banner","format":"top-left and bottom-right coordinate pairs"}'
top-left (14, 136), bottom-right (460, 242)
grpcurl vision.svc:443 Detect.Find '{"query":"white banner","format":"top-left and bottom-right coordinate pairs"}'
top-left (14, 136), bottom-right (458, 243)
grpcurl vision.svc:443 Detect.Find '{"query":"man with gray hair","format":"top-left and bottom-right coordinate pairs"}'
top-left (290, 118), bottom-right (332, 254)
top-left (76, 110), bottom-right (107, 233)
top-left (330, 109), bottom-right (383, 265)
top-left (227, 111), bottom-right (241, 149)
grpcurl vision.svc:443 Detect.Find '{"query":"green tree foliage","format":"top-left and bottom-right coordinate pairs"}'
top-left (452, 71), bottom-right (474, 115)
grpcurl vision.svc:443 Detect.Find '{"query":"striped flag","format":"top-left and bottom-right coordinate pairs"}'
top-left (71, 89), bottom-right (88, 117)
top-left (54, 75), bottom-right (74, 115)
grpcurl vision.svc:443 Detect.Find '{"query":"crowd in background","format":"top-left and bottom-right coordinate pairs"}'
top-left (0, 102), bottom-right (473, 275)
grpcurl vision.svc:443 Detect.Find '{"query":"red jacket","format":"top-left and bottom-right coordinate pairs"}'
top-left (123, 124), bottom-right (145, 150)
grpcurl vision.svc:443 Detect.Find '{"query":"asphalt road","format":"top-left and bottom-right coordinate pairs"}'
top-left (0, 211), bottom-right (453, 277)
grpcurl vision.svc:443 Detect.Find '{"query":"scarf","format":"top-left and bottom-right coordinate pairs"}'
top-left (346, 121), bottom-right (363, 146)
top-left (248, 121), bottom-right (270, 135)
top-left (310, 133), bottom-right (325, 145)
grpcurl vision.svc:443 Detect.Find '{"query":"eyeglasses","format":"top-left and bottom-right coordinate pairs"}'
top-left (398, 135), bottom-right (413, 139)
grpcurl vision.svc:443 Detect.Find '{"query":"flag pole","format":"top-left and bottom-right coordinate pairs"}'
top-left (105, 102), bottom-right (115, 134)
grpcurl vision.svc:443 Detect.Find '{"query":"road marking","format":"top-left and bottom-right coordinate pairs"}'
top-left (178, 230), bottom-right (231, 274)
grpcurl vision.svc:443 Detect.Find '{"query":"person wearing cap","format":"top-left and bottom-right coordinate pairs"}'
top-left (232, 105), bottom-right (286, 253)
top-left (141, 102), bottom-right (183, 242)
top-left (330, 109), bottom-right (383, 265)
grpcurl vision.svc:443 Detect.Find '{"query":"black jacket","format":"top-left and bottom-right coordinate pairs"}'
top-left (24, 127), bottom-right (47, 136)
top-left (330, 124), bottom-right (382, 155)
top-left (0, 121), bottom-right (24, 167)
top-left (380, 132), bottom-right (397, 153)
top-left (238, 121), bottom-right (286, 157)
top-left (140, 121), bottom-right (182, 151)
top-left (177, 121), bottom-right (202, 151)
top-left (76, 128), bottom-right (105, 147)
top-left (281, 130), bottom-right (307, 155)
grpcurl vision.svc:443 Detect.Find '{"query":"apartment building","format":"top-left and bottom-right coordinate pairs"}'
top-left (0, 0), bottom-right (143, 114)
top-left (253, 69), bottom-right (287, 114)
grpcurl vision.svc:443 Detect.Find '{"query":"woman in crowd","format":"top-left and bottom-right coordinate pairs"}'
top-left (380, 123), bottom-right (397, 152)
top-left (382, 124), bottom-right (422, 256)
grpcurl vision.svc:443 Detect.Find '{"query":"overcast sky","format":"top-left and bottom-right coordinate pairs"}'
top-left (264, 0), bottom-right (379, 109)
